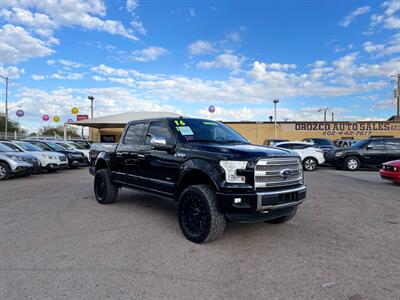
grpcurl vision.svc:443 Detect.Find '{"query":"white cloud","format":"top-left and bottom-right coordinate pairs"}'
top-left (46, 59), bottom-right (85, 68)
top-left (197, 53), bottom-right (244, 70)
top-left (188, 40), bottom-right (216, 56)
top-left (131, 46), bottom-right (168, 62)
top-left (363, 34), bottom-right (400, 57)
top-left (0, 24), bottom-right (54, 64)
top-left (31, 74), bottom-right (45, 81)
top-left (131, 20), bottom-right (146, 35)
top-left (126, 0), bottom-right (139, 13)
top-left (370, 0), bottom-right (400, 29)
top-left (340, 6), bottom-right (370, 27)
top-left (226, 31), bottom-right (241, 43)
top-left (0, 65), bottom-right (25, 79)
top-left (265, 63), bottom-right (297, 71)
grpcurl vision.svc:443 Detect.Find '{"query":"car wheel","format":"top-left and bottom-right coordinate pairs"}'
top-left (178, 185), bottom-right (226, 243)
top-left (266, 207), bottom-right (298, 224)
top-left (0, 162), bottom-right (11, 181)
top-left (345, 157), bottom-right (360, 171)
top-left (94, 169), bottom-right (118, 204)
top-left (303, 157), bottom-right (318, 171)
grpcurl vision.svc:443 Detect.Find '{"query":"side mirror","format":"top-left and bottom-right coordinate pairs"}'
top-left (150, 136), bottom-right (170, 151)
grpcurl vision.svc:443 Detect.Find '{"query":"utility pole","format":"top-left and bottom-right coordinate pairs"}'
top-left (318, 108), bottom-right (331, 122)
top-left (331, 112), bottom-right (335, 122)
top-left (397, 74), bottom-right (400, 120)
top-left (0, 74), bottom-right (8, 139)
top-left (273, 99), bottom-right (279, 138)
top-left (88, 95), bottom-right (94, 141)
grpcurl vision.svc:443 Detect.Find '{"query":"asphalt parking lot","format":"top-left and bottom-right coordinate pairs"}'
top-left (0, 168), bottom-right (399, 300)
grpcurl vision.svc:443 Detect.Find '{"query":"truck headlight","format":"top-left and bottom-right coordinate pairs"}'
top-left (220, 160), bottom-right (247, 183)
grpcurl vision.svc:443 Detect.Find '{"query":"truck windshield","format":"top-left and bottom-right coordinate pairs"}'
top-left (170, 118), bottom-right (249, 144)
top-left (350, 140), bottom-right (370, 149)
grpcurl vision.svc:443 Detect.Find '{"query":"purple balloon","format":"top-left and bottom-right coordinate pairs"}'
top-left (42, 114), bottom-right (49, 121)
top-left (67, 119), bottom-right (74, 123)
top-left (208, 105), bottom-right (215, 113)
top-left (16, 110), bottom-right (24, 117)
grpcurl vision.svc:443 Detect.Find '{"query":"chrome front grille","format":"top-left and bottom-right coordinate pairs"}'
top-left (255, 158), bottom-right (303, 189)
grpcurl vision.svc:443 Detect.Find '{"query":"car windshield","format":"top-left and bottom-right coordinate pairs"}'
top-left (57, 143), bottom-right (74, 150)
top-left (350, 140), bottom-right (370, 149)
top-left (14, 142), bottom-right (41, 151)
top-left (169, 118), bottom-right (249, 144)
top-left (45, 142), bottom-right (66, 151)
top-left (309, 139), bottom-right (334, 146)
top-left (0, 143), bottom-right (15, 152)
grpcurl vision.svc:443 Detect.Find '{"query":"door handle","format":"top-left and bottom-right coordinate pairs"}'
top-left (137, 154), bottom-right (146, 159)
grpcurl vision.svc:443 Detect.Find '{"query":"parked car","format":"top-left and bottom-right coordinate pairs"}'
top-left (335, 139), bottom-right (357, 148)
top-left (0, 143), bottom-right (38, 180)
top-left (274, 142), bottom-right (325, 171)
top-left (326, 138), bottom-right (400, 171)
top-left (68, 139), bottom-right (92, 150)
top-left (23, 140), bottom-right (87, 168)
top-left (90, 117), bottom-right (307, 243)
top-left (263, 139), bottom-right (289, 146)
top-left (302, 138), bottom-right (337, 155)
top-left (1, 140), bottom-right (68, 172)
top-left (54, 141), bottom-right (90, 161)
top-left (379, 160), bottom-right (400, 184)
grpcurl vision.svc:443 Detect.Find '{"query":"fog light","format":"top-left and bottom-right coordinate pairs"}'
top-left (234, 198), bottom-right (241, 204)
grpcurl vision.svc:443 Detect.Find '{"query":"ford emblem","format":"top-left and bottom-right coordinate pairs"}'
top-left (279, 169), bottom-right (292, 178)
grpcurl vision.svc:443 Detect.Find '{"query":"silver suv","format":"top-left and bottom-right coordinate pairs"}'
top-left (0, 143), bottom-right (38, 181)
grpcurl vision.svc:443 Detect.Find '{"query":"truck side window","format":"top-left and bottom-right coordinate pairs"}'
top-left (124, 122), bottom-right (147, 145)
top-left (145, 122), bottom-right (173, 145)
top-left (385, 140), bottom-right (400, 150)
top-left (369, 140), bottom-right (385, 150)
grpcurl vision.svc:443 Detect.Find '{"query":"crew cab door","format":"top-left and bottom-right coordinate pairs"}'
top-left (137, 120), bottom-right (180, 196)
top-left (363, 140), bottom-right (386, 166)
top-left (384, 139), bottom-right (400, 163)
top-left (112, 122), bottom-right (148, 185)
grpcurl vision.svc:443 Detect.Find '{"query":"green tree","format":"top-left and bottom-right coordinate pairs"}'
top-left (0, 112), bottom-right (26, 133)
top-left (39, 125), bottom-right (81, 138)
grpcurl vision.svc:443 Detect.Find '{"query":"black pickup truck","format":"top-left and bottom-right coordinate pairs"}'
top-left (90, 117), bottom-right (307, 243)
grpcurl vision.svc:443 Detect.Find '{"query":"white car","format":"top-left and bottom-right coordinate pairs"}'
top-left (2, 141), bottom-right (68, 172)
top-left (274, 141), bottom-right (325, 171)
top-left (54, 141), bottom-right (90, 161)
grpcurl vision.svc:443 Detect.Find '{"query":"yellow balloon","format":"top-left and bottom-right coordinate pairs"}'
top-left (53, 116), bottom-right (60, 123)
top-left (71, 107), bottom-right (79, 115)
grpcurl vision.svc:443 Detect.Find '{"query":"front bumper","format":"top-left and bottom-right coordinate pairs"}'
top-left (379, 169), bottom-right (400, 183)
top-left (216, 185), bottom-right (307, 223)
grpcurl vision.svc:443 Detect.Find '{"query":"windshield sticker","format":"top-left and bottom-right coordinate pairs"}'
top-left (174, 120), bottom-right (186, 126)
top-left (177, 126), bottom-right (194, 136)
top-left (202, 121), bottom-right (218, 126)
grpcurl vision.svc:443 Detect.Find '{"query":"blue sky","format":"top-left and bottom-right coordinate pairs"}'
top-left (0, 0), bottom-right (400, 131)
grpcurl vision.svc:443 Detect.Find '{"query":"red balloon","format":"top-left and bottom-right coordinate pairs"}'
top-left (42, 114), bottom-right (49, 121)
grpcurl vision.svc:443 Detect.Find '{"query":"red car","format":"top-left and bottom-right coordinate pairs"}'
top-left (379, 160), bottom-right (400, 184)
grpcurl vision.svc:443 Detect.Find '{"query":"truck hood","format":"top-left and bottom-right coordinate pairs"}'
top-left (184, 143), bottom-right (296, 160)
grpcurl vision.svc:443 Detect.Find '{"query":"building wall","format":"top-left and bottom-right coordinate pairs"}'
top-left (226, 121), bottom-right (400, 145)
top-left (89, 121), bottom-right (400, 145)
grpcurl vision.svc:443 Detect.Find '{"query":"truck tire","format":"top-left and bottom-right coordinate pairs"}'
top-left (303, 157), bottom-right (318, 171)
top-left (94, 169), bottom-right (118, 204)
top-left (178, 184), bottom-right (226, 243)
top-left (345, 156), bottom-right (360, 171)
top-left (267, 207), bottom-right (298, 224)
top-left (0, 162), bottom-right (11, 181)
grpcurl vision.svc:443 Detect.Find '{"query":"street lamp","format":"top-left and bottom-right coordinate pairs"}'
top-left (273, 99), bottom-right (279, 138)
top-left (88, 95), bottom-right (94, 119)
top-left (0, 74), bottom-right (8, 139)
top-left (88, 95), bottom-right (94, 141)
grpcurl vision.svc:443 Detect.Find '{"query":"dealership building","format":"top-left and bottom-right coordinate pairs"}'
top-left (73, 111), bottom-right (400, 144)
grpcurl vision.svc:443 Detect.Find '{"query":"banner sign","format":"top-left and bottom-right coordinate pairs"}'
top-left (77, 114), bottom-right (89, 121)
top-left (293, 122), bottom-right (400, 137)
